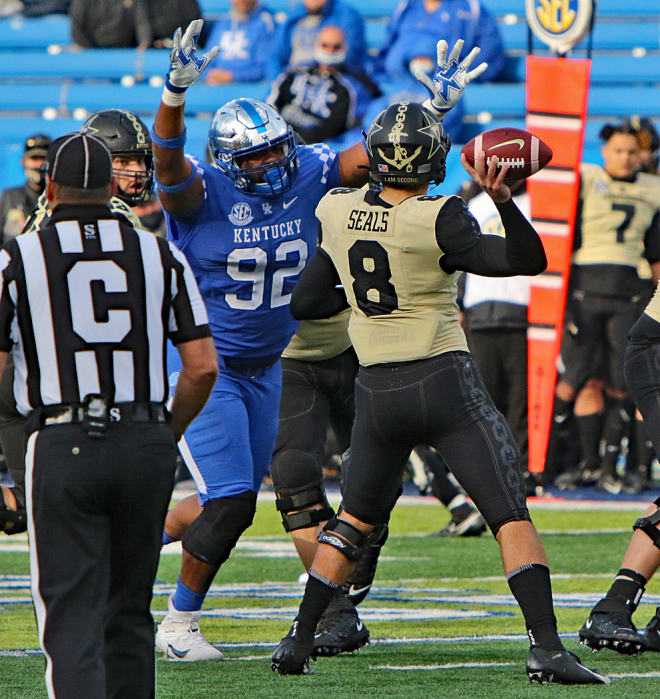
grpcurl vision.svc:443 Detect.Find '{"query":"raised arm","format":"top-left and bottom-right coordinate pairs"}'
top-left (152, 19), bottom-right (218, 218)
top-left (337, 38), bottom-right (487, 188)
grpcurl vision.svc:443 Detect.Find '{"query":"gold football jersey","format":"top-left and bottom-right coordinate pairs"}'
top-left (282, 309), bottom-right (352, 361)
top-left (643, 284), bottom-right (660, 325)
top-left (21, 190), bottom-right (141, 234)
top-left (317, 188), bottom-right (468, 366)
top-left (573, 164), bottom-right (660, 268)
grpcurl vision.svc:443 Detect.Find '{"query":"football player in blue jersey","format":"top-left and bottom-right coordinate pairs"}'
top-left (152, 19), bottom-right (486, 661)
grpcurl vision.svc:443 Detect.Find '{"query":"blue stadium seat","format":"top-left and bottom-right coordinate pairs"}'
top-left (365, 19), bottom-right (660, 53)
top-left (0, 15), bottom-right (70, 49)
top-left (0, 49), bottom-right (170, 80)
top-left (502, 54), bottom-right (660, 84)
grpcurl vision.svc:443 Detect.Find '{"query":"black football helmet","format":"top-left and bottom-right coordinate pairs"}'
top-left (81, 109), bottom-right (154, 204)
top-left (364, 102), bottom-right (450, 187)
top-left (623, 115), bottom-right (659, 173)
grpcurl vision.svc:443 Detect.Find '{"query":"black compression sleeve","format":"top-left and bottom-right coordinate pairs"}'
top-left (290, 248), bottom-right (349, 320)
top-left (440, 197), bottom-right (547, 276)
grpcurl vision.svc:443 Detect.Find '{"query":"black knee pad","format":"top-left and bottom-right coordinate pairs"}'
top-left (183, 491), bottom-right (257, 567)
top-left (317, 515), bottom-right (368, 562)
top-left (633, 504), bottom-right (660, 550)
top-left (271, 448), bottom-right (333, 531)
top-left (488, 509), bottom-right (532, 538)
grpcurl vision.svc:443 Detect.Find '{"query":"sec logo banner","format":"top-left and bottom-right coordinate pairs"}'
top-left (526, 0), bottom-right (593, 54)
top-left (228, 201), bottom-right (254, 226)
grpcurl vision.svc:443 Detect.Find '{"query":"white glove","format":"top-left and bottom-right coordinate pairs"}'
top-left (163, 19), bottom-right (219, 105)
top-left (414, 39), bottom-right (488, 120)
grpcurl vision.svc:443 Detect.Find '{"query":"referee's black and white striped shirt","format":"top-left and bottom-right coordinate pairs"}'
top-left (0, 203), bottom-right (211, 415)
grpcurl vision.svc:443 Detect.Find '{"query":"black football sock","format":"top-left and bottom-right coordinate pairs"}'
top-left (507, 563), bottom-right (564, 651)
top-left (552, 396), bottom-right (573, 425)
top-left (601, 398), bottom-right (633, 477)
top-left (592, 568), bottom-right (647, 616)
top-left (635, 417), bottom-right (654, 476)
top-left (294, 571), bottom-right (338, 644)
top-left (575, 411), bottom-right (604, 470)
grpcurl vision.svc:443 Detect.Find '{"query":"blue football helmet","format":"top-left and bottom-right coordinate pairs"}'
top-left (208, 98), bottom-right (298, 197)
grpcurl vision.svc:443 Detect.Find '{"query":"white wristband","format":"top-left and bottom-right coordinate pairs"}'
top-left (422, 97), bottom-right (447, 121)
top-left (162, 86), bottom-right (186, 107)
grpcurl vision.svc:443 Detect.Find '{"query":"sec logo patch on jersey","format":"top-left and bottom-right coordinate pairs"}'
top-left (229, 202), bottom-right (254, 226)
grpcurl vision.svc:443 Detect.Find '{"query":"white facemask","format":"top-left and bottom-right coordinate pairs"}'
top-left (314, 46), bottom-right (347, 66)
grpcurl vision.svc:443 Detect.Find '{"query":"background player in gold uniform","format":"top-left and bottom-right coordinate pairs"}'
top-left (270, 102), bottom-right (608, 684)
top-left (552, 122), bottom-right (660, 494)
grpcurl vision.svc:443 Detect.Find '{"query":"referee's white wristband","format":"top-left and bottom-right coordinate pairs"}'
top-left (162, 86), bottom-right (186, 107)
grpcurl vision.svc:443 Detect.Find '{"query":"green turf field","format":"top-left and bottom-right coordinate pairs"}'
top-left (2, 495), bottom-right (660, 697)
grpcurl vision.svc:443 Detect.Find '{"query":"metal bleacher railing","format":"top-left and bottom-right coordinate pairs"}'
top-left (0, 1), bottom-right (658, 191)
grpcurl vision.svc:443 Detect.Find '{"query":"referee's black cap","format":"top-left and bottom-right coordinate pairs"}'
top-left (47, 132), bottom-right (112, 189)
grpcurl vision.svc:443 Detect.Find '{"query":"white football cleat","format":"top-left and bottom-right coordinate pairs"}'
top-left (156, 594), bottom-right (224, 661)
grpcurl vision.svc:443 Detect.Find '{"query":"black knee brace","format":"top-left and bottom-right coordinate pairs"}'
top-left (182, 491), bottom-right (257, 567)
top-left (0, 486), bottom-right (26, 535)
top-left (633, 499), bottom-right (660, 550)
top-left (317, 515), bottom-right (368, 562)
top-left (275, 486), bottom-right (334, 532)
top-left (271, 448), bottom-right (333, 531)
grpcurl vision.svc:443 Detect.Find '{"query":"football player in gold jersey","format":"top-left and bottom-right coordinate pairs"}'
top-left (552, 123), bottom-right (660, 494)
top-left (579, 284), bottom-right (660, 654)
top-left (270, 102), bottom-right (609, 684)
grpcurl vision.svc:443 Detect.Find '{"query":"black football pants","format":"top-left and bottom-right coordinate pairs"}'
top-left (343, 351), bottom-right (529, 532)
top-left (466, 328), bottom-right (528, 472)
top-left (26, 423), bottom-right (177, 699)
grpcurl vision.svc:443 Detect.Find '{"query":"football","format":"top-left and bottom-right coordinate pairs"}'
top-left (461, 127), bottom-right (553, 182)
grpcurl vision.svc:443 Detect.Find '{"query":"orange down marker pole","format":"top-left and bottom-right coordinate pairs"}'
top-left (525, 56), bottom-right (591, 474)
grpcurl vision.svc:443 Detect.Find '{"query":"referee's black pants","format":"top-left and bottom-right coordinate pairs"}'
top-left (25, 423), bottom-right (177, 699)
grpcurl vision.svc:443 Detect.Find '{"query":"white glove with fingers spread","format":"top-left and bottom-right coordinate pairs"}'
top-left (414, 39), bottom-right (487, 120)
top-left (163, 19), bottom-right (219, 106)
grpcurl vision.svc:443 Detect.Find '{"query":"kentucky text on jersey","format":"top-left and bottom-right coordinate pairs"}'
top-left (234, 218), bottom-right (302, 243)
top-left (165, 144), bottom-right (340, 360)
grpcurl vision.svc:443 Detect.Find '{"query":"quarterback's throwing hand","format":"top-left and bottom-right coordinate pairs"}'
top-left (461, 150), bottom-right (511, 204)
top-left (415, 39), bottom-right (487, 120)
top-left (164, 19), bottom-right (219, 103)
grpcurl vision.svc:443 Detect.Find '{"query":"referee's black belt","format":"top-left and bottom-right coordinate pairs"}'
top-left (31, 402), bottom-right (168, 428)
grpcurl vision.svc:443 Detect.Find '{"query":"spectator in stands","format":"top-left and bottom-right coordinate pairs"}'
top-left (625, 116), bottom-right (659, 175)
top-left (268, 25), bottom-right (380, 146)
top-left (69, 0), bottom-right (201, 49)
top-left (267, 0), bottom-right (365, 81)
top-left (205, 0), bottom-right (275, 85)
top-left (361, 38), bottom-right (464, 144)
top-left (379, 0), bottom-right (504, 83)
top-left (0, 133), bottom-right (50, 244)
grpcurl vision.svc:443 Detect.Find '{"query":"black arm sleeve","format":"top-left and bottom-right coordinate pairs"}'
top-left (290, 248), bottom-right (349, 320)
top-left (438, 196), bottom-right (547, 277)
top-left (643, 210), bottom-right (660, 264)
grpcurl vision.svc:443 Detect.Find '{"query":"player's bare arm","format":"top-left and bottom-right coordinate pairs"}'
top-left (153, 20), bottom-right (219, 217)
top-left (169, 336), bottom-right (218, 442)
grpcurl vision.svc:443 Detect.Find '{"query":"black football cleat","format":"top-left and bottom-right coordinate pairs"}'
top-left (526, 647), bottom-right (610, 684)
top-left (579, 610), bottom-right (646, 655)
top-left (642, 607), bottom-right (660, 651)
top-left (313, 592), bottom-right (369, 657)
top-left (271, 622), bottom-right (314, 675)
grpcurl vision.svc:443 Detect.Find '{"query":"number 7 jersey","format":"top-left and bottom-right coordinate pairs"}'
top-left (317, 187), bottom-right (468, 366)
top-left (165, 144), bottom-right (340, 361)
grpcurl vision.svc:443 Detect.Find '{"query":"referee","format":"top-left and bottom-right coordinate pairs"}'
top-left (0, 132), bottom-right (217, 699)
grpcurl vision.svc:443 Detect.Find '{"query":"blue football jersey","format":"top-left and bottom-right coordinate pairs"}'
top-left (166, 144), bottom-right (341, 361)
